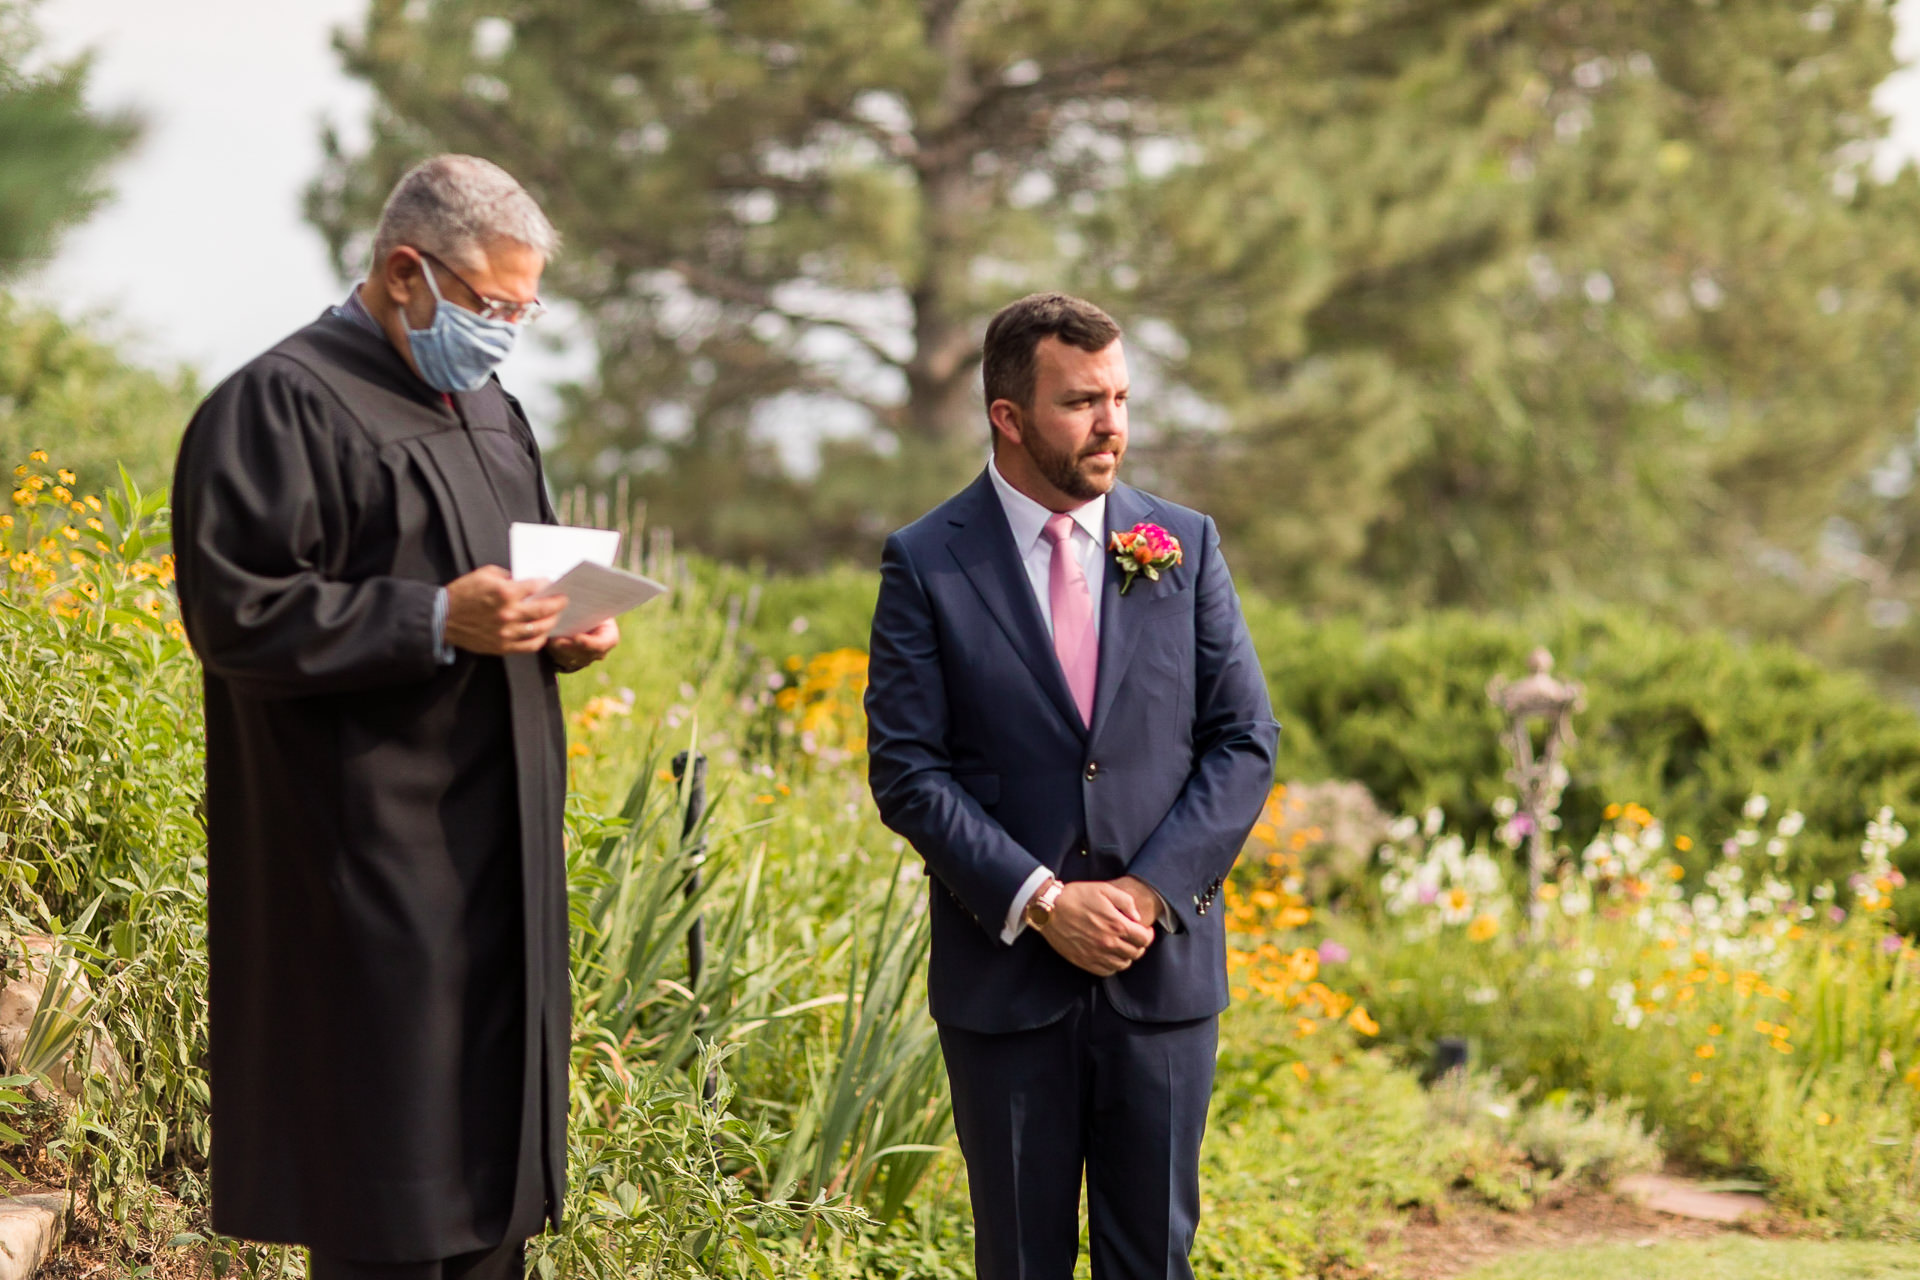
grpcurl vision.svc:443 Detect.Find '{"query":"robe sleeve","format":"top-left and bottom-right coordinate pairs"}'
top-left (172, 356), bottom-right (445, 700)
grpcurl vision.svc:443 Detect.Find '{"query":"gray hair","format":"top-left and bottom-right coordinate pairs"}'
top-left (367, 154), bottom-right (560, 273)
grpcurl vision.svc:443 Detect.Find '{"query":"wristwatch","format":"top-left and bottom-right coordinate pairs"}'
top-left (1024, 877), bottom-right (1066, 931)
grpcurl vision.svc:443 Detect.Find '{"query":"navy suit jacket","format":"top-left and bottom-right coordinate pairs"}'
top-left (866, 471), bottom-right (1279, 1033)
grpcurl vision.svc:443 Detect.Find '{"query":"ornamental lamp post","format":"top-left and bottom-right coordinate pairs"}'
top-left (1487, 647), bottom-right (1584, 940)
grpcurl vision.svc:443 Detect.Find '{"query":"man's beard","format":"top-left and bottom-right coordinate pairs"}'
top-left (1024, 428), bottom-right (1123, 501)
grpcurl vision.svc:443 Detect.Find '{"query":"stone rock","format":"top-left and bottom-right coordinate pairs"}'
top-left (0, 935), bottom-right (124, 1098)
top-left (1271, 780), bottom-right (1393, 903)
top-left (1616, 1173), bottom-right (1768, 1223)
top-left (0, 1190), bottom-right (65, 1280)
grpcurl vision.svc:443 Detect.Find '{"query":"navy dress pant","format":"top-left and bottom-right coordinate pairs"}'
top-left (938, 985), bottom-right (1219, 1280)
top-left (308, 1237), bottom-right (523, 1280)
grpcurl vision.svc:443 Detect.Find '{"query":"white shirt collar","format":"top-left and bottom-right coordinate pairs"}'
top-left (987, 453), bottom-right (1106, 551)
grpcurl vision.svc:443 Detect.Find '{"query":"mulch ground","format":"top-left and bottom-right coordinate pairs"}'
top-left (1378, 1186), bottom-right (1800, 1280)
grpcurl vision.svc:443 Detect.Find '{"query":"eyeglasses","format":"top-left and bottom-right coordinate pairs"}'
top-left (417, 249), bottom-right (548, 325)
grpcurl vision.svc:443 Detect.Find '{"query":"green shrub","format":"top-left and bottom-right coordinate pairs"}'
top-left (1244, 602), bottom-right (1920, 928)
top-left (1350, 907), bottom-right (1920, 1236)
top-left (0, 300), bottom-right (197, 495)
top-left (1509, 1094), bottom-right (1662, 1189)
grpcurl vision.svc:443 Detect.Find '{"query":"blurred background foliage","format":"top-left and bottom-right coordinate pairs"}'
top-left (0, 0), bottom-right (135, 282)
top-left (302, 0), bottom-right (1920, 692)
top-left (0, 1), bottom-right (193, 493)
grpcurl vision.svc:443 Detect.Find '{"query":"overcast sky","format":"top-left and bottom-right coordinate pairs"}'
top-left (18, 0), bottom-right (1920, 426)
top-left (16, 0), bottom-right (592, 420)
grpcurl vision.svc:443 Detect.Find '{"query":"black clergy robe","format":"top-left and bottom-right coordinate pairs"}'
top-left (171, 311), bottom-right (569, 1262)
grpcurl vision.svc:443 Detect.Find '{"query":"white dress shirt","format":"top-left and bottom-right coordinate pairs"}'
top-left (984, 456), bottom-right (1169, 943)
top-left (988, 453), bottom-right (1107, 642)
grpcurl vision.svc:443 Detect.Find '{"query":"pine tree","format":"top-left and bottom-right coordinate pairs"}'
top-left (0, 0), bottom-right (138, 280)
top-left (311, 0), bottom-right (1920, 690)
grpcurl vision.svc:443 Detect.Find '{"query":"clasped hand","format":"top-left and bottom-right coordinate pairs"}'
top-left (443, 565), bottom-right (619, 670)
top-left (1039, 876), bottom-right (1160, 977)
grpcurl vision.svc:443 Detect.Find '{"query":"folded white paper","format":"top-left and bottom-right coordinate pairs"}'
top-left (510, 522), bottom-right (619, 584)
top-left (509, 522), bottom-right (668, 638)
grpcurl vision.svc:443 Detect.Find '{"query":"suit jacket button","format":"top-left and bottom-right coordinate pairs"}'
top-left (1077, 844), bottom-right (1089, 857)
top-left (1084, 761), bottom-right (1100, 781)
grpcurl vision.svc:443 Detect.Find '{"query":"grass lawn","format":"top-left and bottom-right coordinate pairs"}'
top-left (1460, 1237), bottom-right (1920, 1279)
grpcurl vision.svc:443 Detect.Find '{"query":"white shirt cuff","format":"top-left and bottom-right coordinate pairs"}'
top-left (431, 587), bottom-right (456, 665)
top-left (1145, 884), bottom-right (1175, 931)
top-left (1001, 866), bottom-right (1054, 944)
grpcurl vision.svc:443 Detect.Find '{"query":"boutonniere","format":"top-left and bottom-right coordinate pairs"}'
top-left (1108, 523), bottom-right (1182, 595)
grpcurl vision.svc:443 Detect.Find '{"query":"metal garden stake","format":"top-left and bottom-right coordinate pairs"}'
top-left (1488, 648), bottom-right (1584, 940)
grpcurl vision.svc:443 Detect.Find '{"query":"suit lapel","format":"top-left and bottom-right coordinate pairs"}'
top-left (1090, 483), bottom-right (1156, 735)
top-left (947, 472), bottom-right (1089, 740)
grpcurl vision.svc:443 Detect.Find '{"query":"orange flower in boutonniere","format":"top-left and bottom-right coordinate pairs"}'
top-left (1108, 522), bottom-right (1182, 595)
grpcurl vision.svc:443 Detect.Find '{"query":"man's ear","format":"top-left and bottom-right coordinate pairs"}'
top-left (988, 398), bottom-right (1025, 448)
top-left (377, 247), bottom-right (426, 308)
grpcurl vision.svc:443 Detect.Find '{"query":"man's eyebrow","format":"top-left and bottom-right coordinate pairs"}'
top-left (1054, 385), bottom-right (1129, 400)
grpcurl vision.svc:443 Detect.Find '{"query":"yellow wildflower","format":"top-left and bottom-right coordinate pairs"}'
top-left (1348, 1006), bottom-right (1379, 1036)
top-left (1816, 1112), bottom-right (1833, 1127)
top-left (27, 450), bottom-right (47, 463)
top-left (56, 469), bottom-right (75, 485)
top-left (1695, 1043), bottom-right (1716, 1059)
top-left (1689, 1071), bottom-right (1704, 1084)
top-left (1467, 914), bottom-right (1500, 942)
top-left (1674, 835), bottom-right (1693, 852)
top-left (1291, 1062), bottom-right (1310, 1083)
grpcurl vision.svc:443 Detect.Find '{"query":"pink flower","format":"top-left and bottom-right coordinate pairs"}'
top-left (1882, 934), bottom-right (1905, 955)
top-left (1108, 523), bottom-right (1184, 595)
top-left (1318, 940), bottom-right (1351, 965)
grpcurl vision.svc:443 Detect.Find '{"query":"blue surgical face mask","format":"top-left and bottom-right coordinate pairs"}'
top-left (406, 261), bottom-right (520, 393)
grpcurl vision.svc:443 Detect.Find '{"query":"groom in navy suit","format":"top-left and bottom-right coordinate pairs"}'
top-left (866, 293), bottom-right (1278, 1280)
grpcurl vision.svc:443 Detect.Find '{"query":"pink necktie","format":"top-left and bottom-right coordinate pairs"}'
top-left (1044, 513), bottom-right (1098, 727)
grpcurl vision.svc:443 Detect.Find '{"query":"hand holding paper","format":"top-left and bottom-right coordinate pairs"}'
top-left (509, 522), bottom-right (668, 638)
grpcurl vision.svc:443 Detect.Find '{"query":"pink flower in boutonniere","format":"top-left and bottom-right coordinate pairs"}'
top-left (1108, 522), bottom-right (1182, 595)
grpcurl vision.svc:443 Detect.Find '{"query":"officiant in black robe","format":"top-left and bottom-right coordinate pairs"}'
top-left (172, 156), bottom-right (618, 1280)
